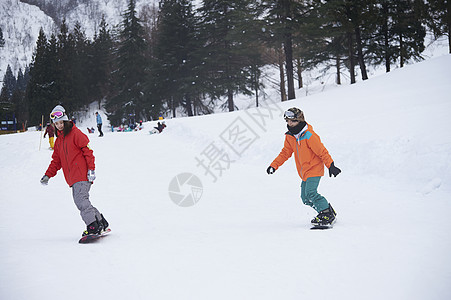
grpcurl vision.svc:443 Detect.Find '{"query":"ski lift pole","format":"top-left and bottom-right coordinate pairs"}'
top-left (39, 115), bottom-right (44, 151)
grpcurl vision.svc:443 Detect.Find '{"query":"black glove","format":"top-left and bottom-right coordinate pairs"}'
top-left (266, 166), bottom-right (275, 175)
top-left (328, 162), bottom-right (341, 177)
top-left (40, 175), bottom-right (50, 185)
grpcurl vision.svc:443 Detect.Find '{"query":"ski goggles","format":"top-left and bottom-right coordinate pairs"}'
top-left (50, 111), bottom-right (66, 120)
top-left (283, 110), bottom-right (296, 120)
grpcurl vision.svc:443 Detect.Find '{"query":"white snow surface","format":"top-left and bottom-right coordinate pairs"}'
top-left (1, 54), bottom-right (451, 299)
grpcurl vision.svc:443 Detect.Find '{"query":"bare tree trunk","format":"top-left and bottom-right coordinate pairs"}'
top-left (254, 71), bottom-right (259, 108)
top-left (255, 86), bottom-right (259, 107)
top-left (227, 88), bottom-right (234, 111)
top-left (336, 56), bottom-right (341, 85)
top-left (449, 28), bottom-right (451, 54)
top-left (448, 0), bottom-right (451, 53)
top-left (382, 2), bottom-right (391, 72)
top-left (385, 31), bottom-right (391, 72)
top-left (355, 26), bottom-right (368, 80)
top-left (171, 96), bottom-right (176, 118)
top-left (296, 58), bottom-right (303, 88)
top-left (185, 94), bottom-right (193, 116)
top-left (283, 37), bottom-right (296, 99)
top-left (279, 0), bottom-right (295, 99)
top-left (278, 49), bottom-right (287, 101)
top-left (400, 35), bottom-right (405, 68)
top-left (348, 32), bottom-right (356, 84)
top-left (250, 64), bottom-right (260, 107)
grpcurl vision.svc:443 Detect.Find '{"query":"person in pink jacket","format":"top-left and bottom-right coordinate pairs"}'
top-left (40, 105), bottom-right (109, 237)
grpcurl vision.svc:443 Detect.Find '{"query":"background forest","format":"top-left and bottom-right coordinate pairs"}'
top-left (0, 0), bottom-right (450, 127)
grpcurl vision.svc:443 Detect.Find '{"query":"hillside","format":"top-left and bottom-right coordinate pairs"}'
top-left (0, 0), bottom-right (54, 76)
top-left (0, 54), bottom-right (450, 300)
top-left (0, 0), bottom-right (159, 76)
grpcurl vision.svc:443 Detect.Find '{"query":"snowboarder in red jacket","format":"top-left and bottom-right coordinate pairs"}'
top-left (40, 105), bottom-right (109, 237)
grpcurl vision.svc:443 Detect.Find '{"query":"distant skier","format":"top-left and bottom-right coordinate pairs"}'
top-left (96, 112), bottom-right (103, 137)
top-left (266, 107), bottom-right (341, 227)
top-left (150, 121), bottom-right (166, 134)
top-left (40, 105), bottom-right (109, 238)
top-left (43, 122), bottom-right (55, 149)
top-left (155, 121), bottom-right (166, 133)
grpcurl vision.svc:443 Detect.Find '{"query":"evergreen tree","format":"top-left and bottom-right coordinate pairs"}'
top-left (25, 28), bottom-right (55, 125)
top-left (46, 33), bottom-right (60, 104)
top-left (72, 22), bottom-right (91, 106)
top-left (56, 19), bottom-right (77, 112)
top-left (11, 68), bottom-right (28, 127)
top-left (0, 27), bottom-right (5, 48)
top-left (0, 65), bottom-right (16, 101)
top-left (198, 0), bottom-right (261, 111)
top-left (391, 0), bottom-right (426, 67)
top-left (367, 0), bottom-right (426, 70)
top-left (23, 66), bottom-right (30, 89)
top-left (91, 16), bottom-right (114, 108)
top-left (311, 0), bottom-right (377, 83)
top-left (296, 1), bottom-right (353, 84)
top-left (10, 88), bottom-right (27, 127)
top-left (107, 0), bottom-right (148, 125)
top-left (152, 0), bottom-right (202, 117)
top-left (16, 68), bottom-right (26, 92)
top-left (263, 0), bottom-right (309, 99)
top-left (297, 1), bottom-right (349, 85)
top-left (0, 86), bottom-right (8, 103)
top-left (335, 0), bottom-right (377, 81)
top-left (369, 0), bottom-right (398, 72)
top-left (237, 0), bottom-right (265, 106)
top-left (427, 0), bottom-right (451, 53)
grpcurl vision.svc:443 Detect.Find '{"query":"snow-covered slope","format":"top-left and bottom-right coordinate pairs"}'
top-left (0, 0), bottom-right (54, 76)
top-left (0, 0), bottom-right (159, 76)
top-left (0, 54), bottom-right (450, 300)
top-left (62, 0), bottom-right (159, 38)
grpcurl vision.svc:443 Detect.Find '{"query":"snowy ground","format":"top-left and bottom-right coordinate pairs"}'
top-left (1, 54), bottom-right (451, 299)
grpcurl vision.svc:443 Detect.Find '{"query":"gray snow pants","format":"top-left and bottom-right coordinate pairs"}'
top-left (72, 181), bottom-right (101, 225)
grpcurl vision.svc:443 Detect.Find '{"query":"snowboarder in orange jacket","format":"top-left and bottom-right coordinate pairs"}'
top-left (267, 107), bottom-right (341, 226)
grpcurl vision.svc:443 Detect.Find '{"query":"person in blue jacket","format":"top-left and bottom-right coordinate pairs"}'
top-left (95, 112), bottom-right (103, 137)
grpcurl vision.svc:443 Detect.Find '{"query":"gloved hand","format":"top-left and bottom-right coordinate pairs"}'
top-left (266, 166), bottom-right (275, 175)
top-left (87, 170), bottom-right (96, 182)
top-left (328, 162), bottom-right (341, 177)
top-left (40, 175), bottom-right (50, 185)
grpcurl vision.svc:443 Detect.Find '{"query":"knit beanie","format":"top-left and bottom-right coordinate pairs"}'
top-left (50, 105), bottom-right (69, 123)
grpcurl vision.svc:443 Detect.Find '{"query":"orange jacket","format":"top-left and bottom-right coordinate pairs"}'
top-left (271, 124), bottom-right (333, 181)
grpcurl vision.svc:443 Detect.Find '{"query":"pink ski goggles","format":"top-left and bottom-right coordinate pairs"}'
top-left (50, 111), bottom-right (65, 120)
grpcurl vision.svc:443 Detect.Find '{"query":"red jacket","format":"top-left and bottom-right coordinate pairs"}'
top-left (44, 124), bottom-right (55, 138)
top-left (271, 124), bottom-right (333, 181)
top-left (45, 123), bottom-right (95, 187)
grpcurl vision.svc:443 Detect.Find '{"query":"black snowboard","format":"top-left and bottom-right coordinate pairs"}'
top-left (310, 224), bottom-right (333, 230)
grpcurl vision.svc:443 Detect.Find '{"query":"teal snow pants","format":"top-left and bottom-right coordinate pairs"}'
top-left (300, 176), bottom-right (329, 213)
